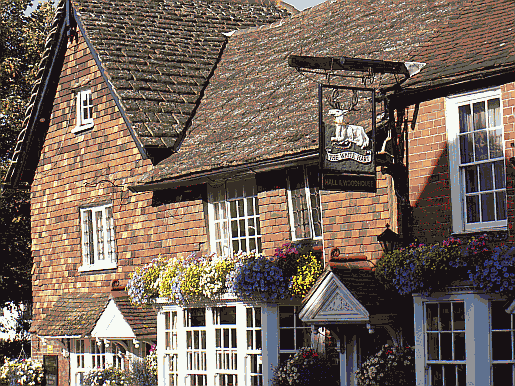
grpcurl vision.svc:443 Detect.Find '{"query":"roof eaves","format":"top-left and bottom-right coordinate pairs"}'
top-left (3, 0), bottom-right (70, 189)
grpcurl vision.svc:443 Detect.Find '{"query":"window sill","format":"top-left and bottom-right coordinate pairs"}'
top-left (71, 122), bottom-right (94, 134)
top-left (78, 263), bottom-right (117, 272)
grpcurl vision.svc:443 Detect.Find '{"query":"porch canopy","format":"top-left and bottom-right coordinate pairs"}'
top-left (300, 257), bottom-right (410, 329)
top-left (32, 292), bottom-right (156, 341)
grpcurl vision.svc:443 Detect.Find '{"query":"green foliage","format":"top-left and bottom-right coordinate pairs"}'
top-left (0, 357), bottom-right (44, 386)
top-left (355, 344), bottom-right (415, 386)
top-left (0, 0), bottom-right (54, 320)
top-left (375, 237), bottom-right (465, 295)
top-left (84, 367), bottom-right (128, 386)
top-left (272, 347), bottom-right (338, 386)
top-left (290, 252), bottom-right (323, 297)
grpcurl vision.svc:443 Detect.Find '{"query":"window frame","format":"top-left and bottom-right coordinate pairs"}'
top-left (207, 179), bottom-right (262, 257)
top-left (78, 203), bottom-right (117, 272)
top-left (159, 302), bottom-right (271, 386)
top-left (72, 89), bottom-right (94, 134)
top-left (446, 87), bottom-right (507, 234)
top-left (414, 292), bottom-right (498, 386)
top-left (286, 165), bottom-right (323, 242)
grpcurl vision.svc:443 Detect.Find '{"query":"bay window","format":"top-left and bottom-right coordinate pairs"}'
top-left (159, 302), bottom-right (284, 386)
top-left (414, 292), bottom-right (509, 386)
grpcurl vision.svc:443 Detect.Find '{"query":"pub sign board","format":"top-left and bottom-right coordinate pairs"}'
top-left (318, 84), bottom-right (376, 192)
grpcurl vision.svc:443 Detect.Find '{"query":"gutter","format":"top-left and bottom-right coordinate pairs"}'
top-left (129, 150), bottom-right (319, 192)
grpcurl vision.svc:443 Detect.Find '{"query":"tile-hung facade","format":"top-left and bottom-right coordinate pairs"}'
top-left (3, 0), bottom-right (515, 385)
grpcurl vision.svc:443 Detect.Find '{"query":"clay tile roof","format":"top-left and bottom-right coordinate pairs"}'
top-left (73, 0), bottom-right (293, 151)
top-left (33, 292), bottom-right (110, 337)
top-left (405, 0), bottom-right (515, 90)
top-left (113, 296), bottom-right (157, 338)
top-left (3, 0), bottom-right (293, 189)
top-left (140, 0), bottom-right (500, 185)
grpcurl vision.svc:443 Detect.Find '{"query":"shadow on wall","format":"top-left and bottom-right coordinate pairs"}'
top-left (410, 144), bottom-right (452, 244)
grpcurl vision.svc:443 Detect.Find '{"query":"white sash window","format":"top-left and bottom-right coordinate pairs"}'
top-left (79, 204), bottom-right (116, 271)
top-left (72, 89), bottom-right (94, 133)
top-left (208, 179), bottom-right (261, 257)
top-left (446, 88), bottom-right (507, 233)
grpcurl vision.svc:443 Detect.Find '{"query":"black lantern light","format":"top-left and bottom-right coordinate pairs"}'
top-left (377, 224), bottom-right (401, 253)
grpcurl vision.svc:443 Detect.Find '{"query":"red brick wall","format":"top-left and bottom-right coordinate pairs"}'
top-left (258, 188), bottom-right (290, 257)
top-left (30, 27), bottom-right (209, 369)
top-left (320, 171), bottom-right (395, 262)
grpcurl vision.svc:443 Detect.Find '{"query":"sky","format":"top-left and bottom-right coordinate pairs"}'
top-left (26, 0), bottom-right (325, 14)
top-left (288, 0), bottom-right (324, 11)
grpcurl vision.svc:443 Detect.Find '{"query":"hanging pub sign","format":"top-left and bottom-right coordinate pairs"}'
top-left (319, 84), bottom-right (376, 192)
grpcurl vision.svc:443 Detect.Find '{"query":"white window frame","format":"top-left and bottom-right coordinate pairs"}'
top-left (414, 292), bottom-right (497, 386)
top-left (286, 166), bottom-right (323, 241)
top-left (207, 179), bottom-right (262, 257)
top-left (446, 87), bottom-right (507, 233)
top-left (69, 339), bottom-right (111, 386)
top-left (278, 305), bottom-right (312, 363)
top-left (158, 302), bottom-right (279, 386)
top-left (79, 203), bottom-right (117, 272)
top-left (72, 89), bottom-right (94, 134)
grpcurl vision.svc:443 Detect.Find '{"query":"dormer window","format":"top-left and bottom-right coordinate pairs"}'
top-left (72, 89), bottom-right (94, 133)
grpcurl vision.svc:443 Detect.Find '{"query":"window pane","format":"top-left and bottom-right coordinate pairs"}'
top-left (460, 133), bottom-right (474, 164)
top-left (494, 160), bottom-right (506, 189)
top-left (492, 301), bottom-right (512, 330)
top-left (497, 191), bottom-right (507, 221)
top-left (481, 193), bottom-right (495, 222)
top-left (465, 165), bottom-right (478, 193)
top-left (488, 98), bottom-right (501, 127)
top-left (246, 308), bottom-right (253, 327)
top-left (493, 331), bottom-right (512, 360)
top-left (474, 130), bottom-right (488, 161)
top-left (453, 302), bottom-right (465, 330)
top-left (256, 330), bottom-right (262, 350)
top-left (230, 201), bottom-right (237, 218)
top-left (443, 364), bottom-right (456, 386)
top-left (255, 308), bottom-right (261, 327)
top-left (427, 332), bottom-right (439, 360)
top-left (479, 163), bottom-right (494, 191)
top-left (430, 365), bottom-right (443, 386)
top-left (457, 364), bottom-right (466, 386)
top-left (249, 238), bottom-right (256, 251)
top-left (473, 101), bottom-right (486, 130)
top-left (427, 304), bottom-right (439, 331)
top-left (231, 328), bottom-right (237, 348)
top-left (247, 197), bottom-right (254, 216)
top-left (239, 219), bottom-right (245, 237)
top-left (440, 303), bottom-right (452, 331)
top-left (459, 105), bottom-right (472, 133)
top-left (296, 328), bottom-right (311, 349)
top-left (489, 128), bottom-right (503, 159)
top-left (454, 332), bottom-right (465, 361)
top-left (440, 332), bottom-right (452, 360)
top-left (466, 195), bottom-right (480, 223)
top-left (280, 329), bottom-right (294, 350)
top-left (493, 364), bottom-right (513, 386)
top-left (280, 307), bottom-right (295, 327)
top-left (237, 199), bottom-right (244, 217)
top-left (95, 211), bottom-right (105, 261)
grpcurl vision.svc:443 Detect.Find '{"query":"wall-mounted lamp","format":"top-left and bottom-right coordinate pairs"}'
top-left (377, 224), bottom-right (401, 253)
top-left (366, 323), bottom-right (375, 334)
top-left (133, 339), bottom-right (140, 349)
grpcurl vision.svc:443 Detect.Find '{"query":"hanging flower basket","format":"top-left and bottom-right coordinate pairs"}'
top-left (375, 235), bottom-right (515, 295)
